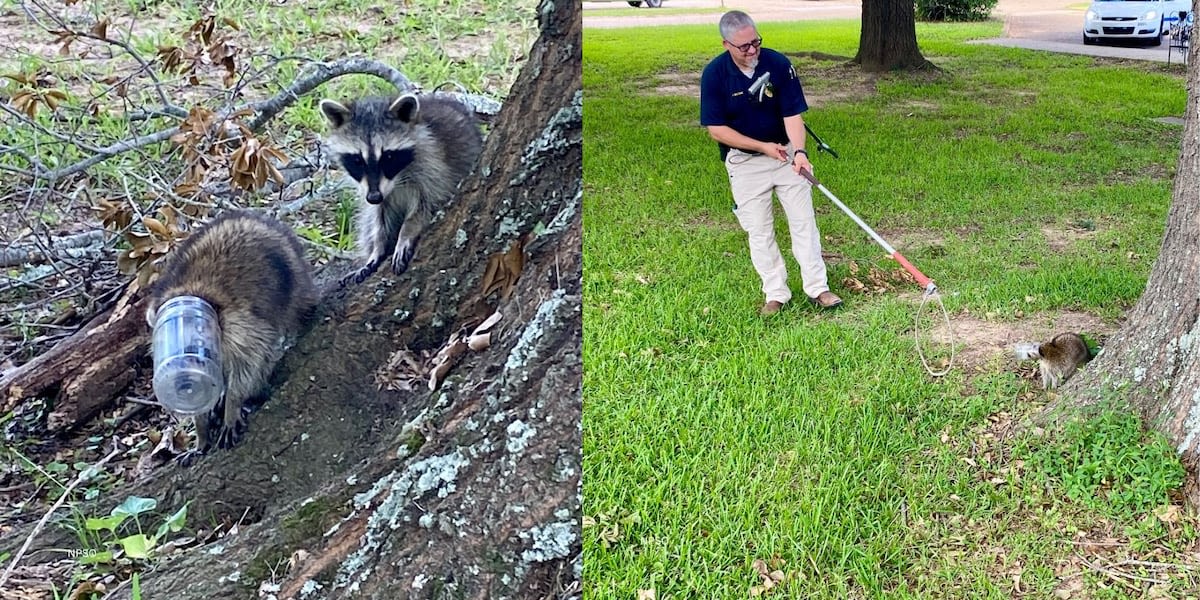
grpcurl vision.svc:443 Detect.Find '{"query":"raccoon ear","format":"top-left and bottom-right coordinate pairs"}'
top-left (388, 94), bottom-right (420, 123)
top-left (319, 99), bottom-right (352, 128)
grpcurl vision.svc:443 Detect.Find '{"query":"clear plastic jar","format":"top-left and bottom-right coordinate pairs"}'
top-left (151, 295), bottom-right (223, 415)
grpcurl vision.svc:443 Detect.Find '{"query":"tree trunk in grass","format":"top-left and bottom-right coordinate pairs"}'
top-left (1, 0), bottom-right (581, 597)
top-left (854, 0), bottom-right (936, 72)
top-left (1055, 39), bottom-right (1200, 505)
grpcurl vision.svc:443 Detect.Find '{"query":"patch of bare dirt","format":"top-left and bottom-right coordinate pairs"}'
top-left (1041, 223), bottom-right (1100, 253)
top-left (927, 310), bottom-right (1116, 374)
top-left (797, 63), bottom-right (877, 108)
top-left (680, 210), bottom-right (740, 232)
top-left (875, 228), bottom-right (958, 251)
top-left (648, 59), bottom-right (877, 107)
top-left (654, 70), bottom-right (700, 96)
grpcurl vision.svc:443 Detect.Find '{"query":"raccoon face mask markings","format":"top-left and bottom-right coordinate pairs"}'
top-left (339, 153), bottom-right (367, 181)
top-left (340, 144), bottom-right (413, 205)
top-left (380, 148), bottom-right (415, 179)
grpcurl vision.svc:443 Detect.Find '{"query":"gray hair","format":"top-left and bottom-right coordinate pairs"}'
top-left (718, 11), bottom-right (756, 41)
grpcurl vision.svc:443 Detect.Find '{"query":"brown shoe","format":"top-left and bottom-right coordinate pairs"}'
top-left (808, 291), bottom-right (843, 309)
top-left (760, 300), bottom-right (784, 316)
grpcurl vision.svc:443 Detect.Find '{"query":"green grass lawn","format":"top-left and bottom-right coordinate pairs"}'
top-left (583, 20), bottom-right (1197, 599)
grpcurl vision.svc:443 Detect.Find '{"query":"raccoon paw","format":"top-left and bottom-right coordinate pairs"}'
top-left (176, 448), bottom-right (207, 467)
top-left (391, 243), bottom-right (414, 275)
top-left (340, 259), bottom-right (382, 287)
top-left (215, 418), bottom-right (248, 450)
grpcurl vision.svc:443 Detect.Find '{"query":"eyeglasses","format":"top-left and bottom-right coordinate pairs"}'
top-left (726, 37), bottom-right (762, 53)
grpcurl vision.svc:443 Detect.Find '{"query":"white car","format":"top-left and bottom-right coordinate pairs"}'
top-left (1083, 0), bottom-right (1190, 46)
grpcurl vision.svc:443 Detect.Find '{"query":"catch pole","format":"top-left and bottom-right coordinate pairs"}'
top-left (798, 167), bottom-right (953, 376)
top-left (798, 168), bottom-right (937, 296)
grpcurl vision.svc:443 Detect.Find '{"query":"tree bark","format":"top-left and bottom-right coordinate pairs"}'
top-left (1, 0), bottom-right (582, 597)
top-left (1054, 21), bottom-right (1200, 504)
top-left (854, 0), bottom-right (936, 72)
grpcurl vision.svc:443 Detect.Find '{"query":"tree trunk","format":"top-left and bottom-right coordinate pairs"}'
top-left (1, 0), bottom-right (582, 597)
top-left (1056, 24), bottom-right (1200, 504)
top-left (854, 0), bottom-right (936, 72)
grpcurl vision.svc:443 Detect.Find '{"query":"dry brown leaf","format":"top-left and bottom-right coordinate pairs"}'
top-left (289, 549), bottom-right (311, 571)
top-left (157, 45), bottom-right (185, 72)
top-left (481, 235), bottom-right (528, 299)
top-left (429, 333), bottom-right (469, 391)
top-left (90, 18), bottom-right (110, 40)
top-left (749, 558), bottom-right (790, 596)
top-left (374, 348), bottom-right (430, 392)
top-left (468, 311), bottom-right (502, 351)
top-left (143, 216), bottom-right (170, 238)
top-left (70, 580), bottom-right (106, 600)
top-left (1155, 504), bottom-right (1181, 524)
top-left (636, 590), bottom-right (656, 600)
top-left (11, 90), bottom-right (38, 118)
top-left (842, 276), bottom-right (867, 294)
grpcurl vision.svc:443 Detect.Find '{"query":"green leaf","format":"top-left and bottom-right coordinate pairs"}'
top-left (86, 514), bottom-right (128, 532)
top-left (78, 550), bottom-right (114, 565)
top-left (155, 503), bottom-right (188, 539)
top-left (131, 571), bottom-right (141, 600)
top-left (45, 462), bottom-right (68, 473)
top-left (112, 496), bottom-right (157, 518)
top-left (119, 533), bottom-right (155, 559)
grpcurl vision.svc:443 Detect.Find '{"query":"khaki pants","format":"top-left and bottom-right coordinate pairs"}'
top-left (725, 148), bottom-right (829, 304)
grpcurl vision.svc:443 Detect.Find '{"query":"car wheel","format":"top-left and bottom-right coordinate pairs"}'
top-left (1083, 33), bottom-right (1095, 45)
top-left (627, 1), bottom-right (642, 5)
top-left (645, 0), bottom-right (663, 6)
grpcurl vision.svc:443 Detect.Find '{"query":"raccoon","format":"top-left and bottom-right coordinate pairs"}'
top-left (319, 93), bottom-right (483, 286)
top-left (145, 210), bottom-right (318, 461)
top-left (1013, 332), bottom-right (1094, 390)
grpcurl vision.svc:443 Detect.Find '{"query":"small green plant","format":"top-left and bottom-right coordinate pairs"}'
top-left (77, 496), bottom-right (189, 564)
top-left (334, 194), bottom-right (356, 251)
top-left (1018, 410), bottom-right (1185, 519)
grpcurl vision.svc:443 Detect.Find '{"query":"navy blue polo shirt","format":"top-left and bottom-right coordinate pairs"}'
top-left (700, 47), bottom-right (808, 161)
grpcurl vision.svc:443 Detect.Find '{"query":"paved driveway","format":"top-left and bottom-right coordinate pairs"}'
top-left (583, 0), bottom-right (1192, 63)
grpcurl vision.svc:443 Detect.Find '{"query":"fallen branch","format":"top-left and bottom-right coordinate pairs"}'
top-left (0, 230), bottom-right (107, 268)
top-left (245, 58), bottom-right (415, 131)
top-left (1077, 554), bottom-right (1168, 587)
top-left (0, 283), bottom-right (150, 431)
top-left (33, 58), bottom-right (500, 185)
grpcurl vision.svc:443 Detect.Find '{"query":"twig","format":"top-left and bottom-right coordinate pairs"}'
top-left (110, 401), bottom-right (153, 433)
top-left (41, 128), bottom-right (179, 182)
top-left (0, 442), bottom-right (124, 589)
top-left (1110, 558), bottom-right (1199, 571)
top-left (32, 58), bottom-right (418, 183)
top-left (1067, 538), bottom-right (1126, 547)
top-left (23, 0), bottom-right (180, 113)
top-left (0, 230), bottom-right (107, 268)
top-left (99, 575), bottom-right (134, 600)
top-left (246, 58), bottom-right (415, 132)
top-left (1076, 553), bottom-right (1168, 587)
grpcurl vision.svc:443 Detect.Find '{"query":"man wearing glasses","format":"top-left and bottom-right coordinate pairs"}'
top-left (700, 10), bottom-right (842, 316)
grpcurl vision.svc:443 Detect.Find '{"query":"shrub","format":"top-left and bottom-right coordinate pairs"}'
top-left (1017, 410), bottom-right (1185, 519)
top-left (916, 0), bottom-right (998, 22)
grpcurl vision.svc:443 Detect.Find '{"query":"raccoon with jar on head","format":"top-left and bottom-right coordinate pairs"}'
top-left (145, 210), bottom-right (318, 463)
